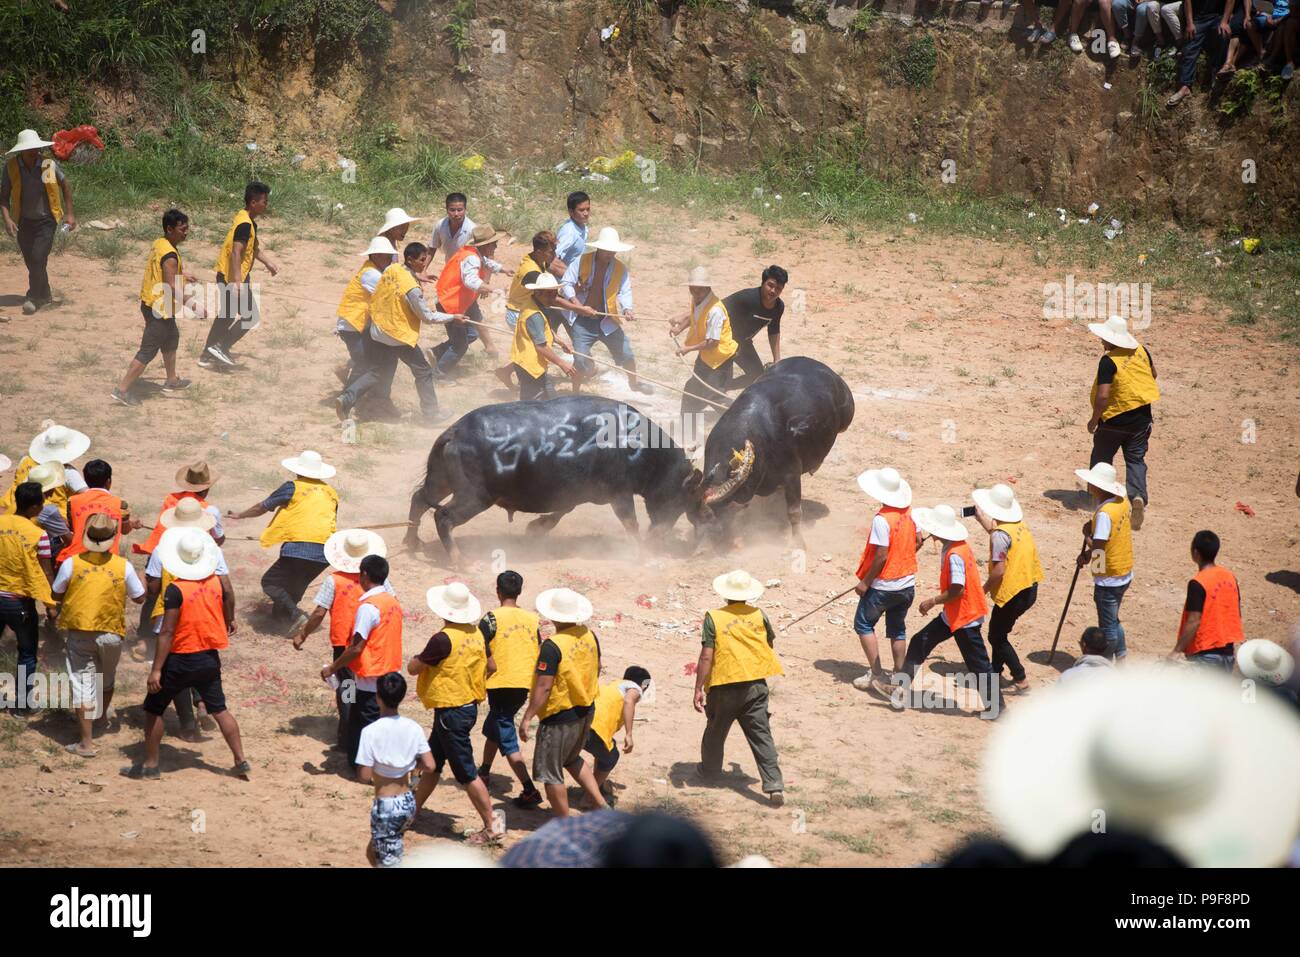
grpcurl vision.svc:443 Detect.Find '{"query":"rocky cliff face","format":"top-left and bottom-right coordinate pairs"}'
top-left (213, 0), bottom-right (1299, 228)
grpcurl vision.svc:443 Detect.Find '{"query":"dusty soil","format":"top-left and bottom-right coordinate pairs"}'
top-left (0, 199), bottom-right (1296, 867)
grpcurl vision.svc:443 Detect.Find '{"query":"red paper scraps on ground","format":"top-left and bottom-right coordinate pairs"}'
top-left (1235, 502), bottom-right (1255, 517)
top-left (683, 662), bottom-right (697, 676)
top-left (635, 594), bottom-right (654, 609)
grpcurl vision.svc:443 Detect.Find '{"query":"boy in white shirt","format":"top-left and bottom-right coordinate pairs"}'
top-left (356, 671), bottom-right (434, 867)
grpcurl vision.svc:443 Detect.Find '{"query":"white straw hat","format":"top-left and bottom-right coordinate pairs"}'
top-left (160, 496), bottom-right (216, 531)
top-left (584, 226), bottom-right (634, 253)
top-left (26, 461), bottom-right (65, 493)
top-left (857, 467), bottom-right (912, 508)
top-left (983, 664), bottom-right (1300, 867)
top-left (0, 454), bottom-right (11, 473)
top-left (684, 265), bottom-right (712, 287)
top-left (712, 569), bottom-right (765, 603)
top-left (157, 527), bottom-right (220, 582)
top-left (971, 483), bottom-right (1023, 524)
top-left (29, 424), bottom-right (90, 465)
top-left (1087, 315), bottom-right (1139, 350)
top-left (1237, 639), bottom-right (1295, 687)
top-left (6, 129), bottom-right (54, 155)
top-left (324, 528), bottom-right (387, 574)
top-left (426, 582), bottom-right (482, 624)
top-left (282, 449), bottom-right (336, 480)
top-left (363, 235), bottom-right (399, 258)
top-left (535, 587), bottom-right (593, 625)
top-left (524, 273), bottom-right (560, 291)
top-left (911, 504), bottom-right (968, 542)
top-left (1074, 461), bottom-right (1127, 499)
top-left (379, 208), bottom-right (423, 234)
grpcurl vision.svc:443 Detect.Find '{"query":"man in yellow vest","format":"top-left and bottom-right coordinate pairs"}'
top-left (1074, 461), bottom-right (1134, 661)
top-left (1170, 530), bottom-right (1244, 671)
top-left (227, 450), bottom-right (338, 633)
top-left (331, 235), bottom-right (398, 394)
top-left (558, 226), bottom-right (652, 394)
top-left (27, 462), bottom-right (74, 557)
top-left (112, 208), bottom-right (196, 406)
top-left (1085, 315), bottom-right (1159, 529)
top-left (476, 570), bottom-right (544, 807)
top-left (670, 266), bottom-right (739, 415)
top-left (430, 222), bottom-right (506, 376)
top-left (583, 665), bottom-right (651, 802)
top-left (407, 581), bottom-right (505, 846)
top-left (52, 514), bottom-right (146, 756)
top-left (510, 273), bottom-right (578, 400)
top-left (0, 482), bottom-right (56, 715)
top-left (200, 181), bottom-right (279, 371)
top-left (692, 570), bottom-right (785, 804)
top-left (972, 484), bottom-right (1043, 695)
top-left (2, 129), bottom-right (76, 315)
top-left (494, 230), bottom-right (557, 389)
top-left (1, 422), bottom-right (89, 518)
top-left (519, 586), bottom-right (607, 818)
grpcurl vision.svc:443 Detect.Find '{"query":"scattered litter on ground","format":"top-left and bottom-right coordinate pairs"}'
top-left (1235, 502), bottom-right (1255, 517)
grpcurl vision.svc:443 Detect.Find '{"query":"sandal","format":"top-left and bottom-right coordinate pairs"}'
top-left (65, 742), bottom-right (98, 758)
top-left (233, 760), bottom-right (252, 779)
top-left (512, 789), bottom-right (544, 808)
top-left (466, 826), bottom-right (505, 847)
top-left (119, 764), bottom-right (160, 780)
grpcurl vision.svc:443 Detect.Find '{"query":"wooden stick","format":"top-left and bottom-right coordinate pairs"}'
top-left (782, 586), bottom-right (856, 631)
top-left (1047, 543), bottom-right (1087, 664)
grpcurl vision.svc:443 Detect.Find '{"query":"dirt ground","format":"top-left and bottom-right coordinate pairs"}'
top-left (0, 200), bottom-right (1296, 868)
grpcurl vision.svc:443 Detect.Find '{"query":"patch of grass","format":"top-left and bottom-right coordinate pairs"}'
top-left (824, 829), bottom-right (881, 856)
top-left (83, 232), bottom-right (130, 265)
top-left (884, 33), bottom-right (938, 90)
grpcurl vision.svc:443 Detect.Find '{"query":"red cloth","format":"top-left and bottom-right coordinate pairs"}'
top-left (51, 126), bottom-right (105, 161)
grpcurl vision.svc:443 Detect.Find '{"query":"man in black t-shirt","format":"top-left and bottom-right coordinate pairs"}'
top-left (721, 265), bottom-right (787, 392)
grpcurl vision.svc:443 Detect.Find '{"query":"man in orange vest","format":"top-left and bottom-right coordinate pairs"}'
top-left (2, 129), bottom-right (76, 314)
top-left (200, 181), bottom-right (279, 371)
top-left (1170, 530), bottom-right (1244, 671)
top-left (121, 527), bottom-right (248, 780)
top-left (59, 460), bottom-right (137, 564)
top-left (322, 554), bottom-right (403, 774)
top-left (430, 223), bottom-right (507, 376)
top-left (896, 505), bottom-right (1001, 718)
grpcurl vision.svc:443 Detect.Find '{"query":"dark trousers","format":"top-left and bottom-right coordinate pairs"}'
top-left (701, 679), bottom-right (783, 793)
top-left (203, 275), bottom-right (258, 353)
top-left (988, 583), bottom-right (1038, 683)
top-left (16, 217), bottom-right (55, 303)
top-left (346, 686), bottom-right (381, 768)
top-left (1179, 13), bottom-right (1246, 87)
top-left (681, 355), bottom-right (734, 414)
top-left (431, 301), bottom-right (484, 373)
top-left (0, 596), bottom-right (39, 703)
top-left (332, 645), bottom-right (351, 749)
top-left (342, 337), bottom-right (440, 419)
top-left (260, 555), bottom-right (328, 622)
top-left (902, 614), bottom-right (1001, 713)
top-left (516, 364), bottom-right (557, 401)
top-left (729, 336), bottom-right (769, 391)
top-left (1090, 418), bottom-right (1152, 504)
top-left (338, 326), bottom-right (368, 369)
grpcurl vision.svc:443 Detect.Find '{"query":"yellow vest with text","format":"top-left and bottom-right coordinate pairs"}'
top-left (577, 253), bottom-right (628, 317)
top-left (589, 681), bottom-right (628, 750)
top-left (1094, 499), bottom-right (1134, 577)
top-left (260, 480), bottom-right (339, 547)
top-left (215, 209), bottom-right (256, 280)
top-left (1091, 345), bottom-right (1160, 421)
top-left (369, 263), bottom-right (422, 346)
top-left (336, 262), bottom-right (378, 333)
top-left (992, 521), bottom-right (1044, 606)
top-left (2, 454), bottom-right (70, 516)
top-left (58, 552), bottom-right (129, 635)
top-left (6, 156), bottom-right (63, 223)
top-left (539, 625), bottom-right (600, 719)
top-left (510, 304), bottom-right (554, 378)
top-left (150, 566), bottom-right (176, 621)
top-left (708, 603), bottom-right (782, 688)
top-left (0, 513), bottom-right (53, 605)
top-left (417, 621), bottom-right (487, 709)
top-left (140, 238), bottom-right (182, 318)
top-left (685, 293), bottom-right (738, 370)
top-left (506, 253), bottom-right (545, 313)
top-left (486, 606), bottom-right (540, 690)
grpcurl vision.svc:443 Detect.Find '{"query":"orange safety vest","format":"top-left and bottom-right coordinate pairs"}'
top-left (354, 591), bottom-right (403, 678)
top-left (328, 571), bottom-right (365, 649)
top-left (170, 575), bottom-right (229, 654)
top-left (58, 488), bottom-right (123, 563)
top-left (435, 244), bottom-right (488, 316)
top-left (137, 491), bottom-right (209, 556)
top-left (940, 540), bottom-right (988, 632)
top-left (1180, 566), bottom-right (1244, 656)
top-left (855, 506), bottom-right (919, 581)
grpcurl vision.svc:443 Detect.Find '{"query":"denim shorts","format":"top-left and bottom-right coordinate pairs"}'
top-left (429, 703), bottom-right (479, 784)
top-left (370, 790), bottom-right (417, 867)
top-left (853, 586), bottom-right (915, 641)
top-left (583, 729), bottom-right (620, 774)
top-left (482, 687), bottom-right (529, 757)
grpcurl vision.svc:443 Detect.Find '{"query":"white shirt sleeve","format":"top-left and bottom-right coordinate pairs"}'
top-left (616, 264), bottom-right (633, 312)
top-left (482, 256), bottom-right (503, 275)
top-left (52, 558), bottom-right (75, 595)
top-left (353, 602), bottom-right (381, 641)
top-left (461, 253), bottom-right (485, 292)
top-left (207, 506), bottom-right (225, 540)
top-left (429, 218), bottom-right (447, 256)
top-left (146, 551), bottom-right (161, 578)
top-left (359, 266), bottom-right (382, 294)
top-left (704, 304), bottom-right (726, 340)
top-left (947, 551), bottom-right (966, 587)
top-left (314, 575), bottom-right (336, 610)
top-left (868, 515), bottom-right (891, 547)
top-left (355, 726), bottom-right (376, 768)
top-left (124, 563), bottom-right (146, 600)
top-left (560, 256), bottom-right (581, 300)
top-left (65, 468), bottom-right (87, 493)
top-left (215, 549), bottom-right (229, 577)
top-left (1092, 509), bottom-right (1112, 543)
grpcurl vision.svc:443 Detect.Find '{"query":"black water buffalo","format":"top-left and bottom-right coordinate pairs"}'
top-left (407, 396), bottom-right (704, 564)
top-left (699, 356), bottom-right (854, 547)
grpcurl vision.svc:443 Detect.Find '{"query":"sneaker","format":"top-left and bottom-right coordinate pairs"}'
top-left (232, 759), bottom-right (252, 779)
top-left (1027, 26), bottom-right (1042, 43)
top-left (851, 672), bottom-right (877, 692)
top-left (1068, 33), bottom-right (1083, 53)
top-left (21, 299), bottom-right (37, 315)
top-left (286, 610), bottom-right (310, 636)
top-left (768, 790), bottom-right (785, 807)
top-left (196, 354), bottom-right (217, 370)
top-left (1128, 44), bottom-right (1140, 58)
top-left (1107, 39), bottom-right (1121, 59)
top-left (111, 387), bottom-right (141, 407)
top-left (1039, 30), bottom-right (1056, 44)
top-left (160, 378), bottom-right (191, 393)
top-left (1152, 46), bottom-right (1162, 60)
top-left (512, 788), bottom-right (544, 808)
top-left (1131, 496), bottom-right (1145, 531)
top-left (422, 409), bottom-right (452, 426)
top-left (49, 287), bottom-right (64, 303)
top-left (1282, 63), bottom-right (1295, 81)
top-left (206, 345), bottom-right (236, 368)
top-left (334, 394), bottom-right (354, 422)
top-left (119, 764), bottom-right (161, 781)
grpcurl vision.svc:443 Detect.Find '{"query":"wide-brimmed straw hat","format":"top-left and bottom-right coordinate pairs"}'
top-left (363, 235), bottom-right (400, 258)
top-left (6, 129), bottom-right (53, 154)
top-left (911, 504), bottom-right (968, 542)
top-left (971, 483), bottom-right (1023, 524)
top-left (29, 424), bottom-right (90, 465)
top-left (982, 664), bottom-right (1300, 867)
top-left (536, 587), bottom-right (593, 625)
top-left (282, 449), bottom-right (336, 480)
top-left (174, 461), bottom-right (218, 492)
top-left (82, 513), bottom-right (118, 553)
top-left (160, 496), bottom-right (216, 531)
top-left (27, 461), bottom-right (65, 493)
top-left (1087, 315), bottom-right (1139, 350)
top-left (857, 467), bottom-right (912, 509)
top-left (157, 527), bottom-right (220, 581)
top-left (584, 226), bottom-right (634, 254)
top-left (0, 454), bottom-right (11, 473)
top-left (379, 208), bottom-right (423, 234)
top-left (712, 569), bottom-right (764, 603)
top-left (1074, 461), bottom-right (1126, 499)
top-left (426, 582), bottom-right (482, 624)
top-left (324, 528), bottom-right (387, 574)
top-left (524, 273), bottom-right (561, 292)
top-left (684, 266), bottom-right (713, 287)
top-left (469, 223), bottom-right (508, 246)
top-left (1237, 639), bottom-right (1295, 687)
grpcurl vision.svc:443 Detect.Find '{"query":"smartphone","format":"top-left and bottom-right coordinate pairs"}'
top-left (961, 505), bottom-right (977, 518)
